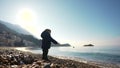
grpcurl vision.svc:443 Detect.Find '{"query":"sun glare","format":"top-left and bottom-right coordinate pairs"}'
top-left (16, 8), bottom-right (36, 26)
top-left (16, 8), bottom-right (38, 36)
top-left (21, 11), bottom-right (33, 22)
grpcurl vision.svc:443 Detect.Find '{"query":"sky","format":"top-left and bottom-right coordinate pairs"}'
top-left (0, 0), bottom-right (120, 46)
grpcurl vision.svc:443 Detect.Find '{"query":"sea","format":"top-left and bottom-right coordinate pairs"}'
top-left (16, 45), bottom-right (120, 67)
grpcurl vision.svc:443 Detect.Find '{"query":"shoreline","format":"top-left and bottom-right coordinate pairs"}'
top-left (23, 47), bottom-right (120, 68)
top-left (52, 55), bottom-right (120, 68)
top-left (0, 47), bottom-right (119, 68)
top-left (0, 47), bottom-right (100, 68)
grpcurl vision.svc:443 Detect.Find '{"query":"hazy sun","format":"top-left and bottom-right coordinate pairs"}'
top-left (16, 8), bottom-right (38, 35)
top-left (16, 8), bottom-right (36, 26)
top-left (21, 10), bottom-right (33, 22)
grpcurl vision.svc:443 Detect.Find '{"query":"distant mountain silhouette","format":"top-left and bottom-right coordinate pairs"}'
top-left (0, 21), bottom-right (17, 34)
top-left (52, 43), bottom-right (71, 47)
top-left (84, 44), bottom-right (94, 47)
top-left (0, 20), bottom-right (41, 47)
top-left (0, 20), bottom-right (30, 35)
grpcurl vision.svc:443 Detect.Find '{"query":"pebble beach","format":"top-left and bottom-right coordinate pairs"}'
top-left (0, 47), bottom-right (101, 68)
